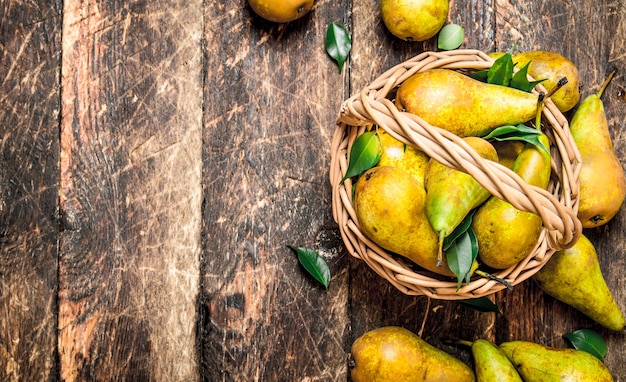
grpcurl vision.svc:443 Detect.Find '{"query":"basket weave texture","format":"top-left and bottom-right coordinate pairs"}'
top-left (330, 49), bottom-right (583, 299)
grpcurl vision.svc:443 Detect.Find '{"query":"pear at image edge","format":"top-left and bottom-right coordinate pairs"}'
top-left (380, 0), bottom-right (449, 42)
top-left (350, 326), bottom-right (475, 382)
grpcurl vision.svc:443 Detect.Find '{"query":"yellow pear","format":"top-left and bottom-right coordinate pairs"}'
top-left (354, 166), bottom-right (455, 276)
top-left (377, 128), bottom-right (430, 186)
top-left (380, 0), bottom-right (449, 42)
top-left (396, 69), bottom-right (540, 137)
top-left (351, 326), bottom-right (475, 382)
top-left (247, 0), bottom-right (314, 23)
top-left (570, 72), bottom-right (626, 228)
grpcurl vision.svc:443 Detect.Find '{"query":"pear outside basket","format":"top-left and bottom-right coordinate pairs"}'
top-left (330, 49), bottom-right (583, 300)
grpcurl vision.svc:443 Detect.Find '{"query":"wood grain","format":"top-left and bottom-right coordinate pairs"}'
top-left (58, 0), bottom-right (202, 380)
top-left (200, 1), bottom-right (351, 380)
top-left (0, 1), bottom-right (61, 380)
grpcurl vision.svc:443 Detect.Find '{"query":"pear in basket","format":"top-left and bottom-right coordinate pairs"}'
top-left (472, 134), bottom-right (551, 269)
top-left (354, 166), bottom-right (459, 277)
top-left (489, 50), bottom-right (581, 112)
top-left (570, 72), bottom-right (626, 228)
top-left (533, 234), bottom-right (625, 331)
top-left (351, 326), bottom-right (475, 382)
top-left (425, 137), bottom-right (498, 257)
top-left (377, 129), bottom-right (430, 187)
top-left (395, 69), bottom-right (540, 137)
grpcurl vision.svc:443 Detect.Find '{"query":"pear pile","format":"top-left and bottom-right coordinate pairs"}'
top-left (350, 326), bottom-right (616, 382)
top-left (351, 51), bottom-right (626, 330)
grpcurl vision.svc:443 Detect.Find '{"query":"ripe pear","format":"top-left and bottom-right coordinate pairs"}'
top-left (247, 0), bottom-right (314, 23)
top-left (490, 51), bottom-right (580, 112)
top-left (492, 140), bottom-right (525, 170)
top-left (377, 129), bottom-right (430, 186)
top-left (425, 137), bottom-right (498, 254)
top-left (395, 69), bottom-right (540, 137)
top-left (457, 339), bottom-right (522, 382)
top-left (570, 72), bottom-right (626, 228)
top-left (533, 234), bottom-right (625, 331)
top-left (500, 340), bottom-right (614, 382)
top-left (351, 326), bottom-right (475, 382)
top-left (354, 166), bottom-right (456, 276)
top-left (380, 0), bottom-right (449, 42)
top-left (472, 134), bottom-right (551, 269)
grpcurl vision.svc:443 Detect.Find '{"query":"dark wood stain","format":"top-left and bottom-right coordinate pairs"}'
top-left (1, 0), bottom-right (625, 381)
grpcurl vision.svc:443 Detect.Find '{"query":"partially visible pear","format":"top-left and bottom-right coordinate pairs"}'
top-left (570, 72), bottom-right (626, 228)
top-left (380, 0), bottom-right (449, 42)
top-left (500, 340), bottom-right (614, 382)
top-left (377, 128), bottom-right (430, 186)
top-left (489, 51), bottom-right (580, 112)
top-left (533, 234), bottom-right (625, 331)
top-left (395, 69), bottom-right (540, 137)
top-left (457, 339), bottom-right (522, 382)
top-left (472, 134), bottom-right (551, 269)
top-left (351, 326), bottom-right (476, 382)
top-left (492, 140), bottom-right (525, 170)
top-left (354, 166), bottom-right (455, 276)
top-left (425, 137), bottom-right (498, 255)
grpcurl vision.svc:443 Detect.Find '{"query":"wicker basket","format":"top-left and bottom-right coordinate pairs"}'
top-left (330, 49), bottom-right (583, 300)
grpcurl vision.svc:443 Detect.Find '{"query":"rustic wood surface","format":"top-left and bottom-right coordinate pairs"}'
top-left (1, 0), bottom-right (624, 380)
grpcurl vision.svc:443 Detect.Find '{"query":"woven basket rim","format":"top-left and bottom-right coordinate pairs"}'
top-left (330, 49), bottom-right (583, 300)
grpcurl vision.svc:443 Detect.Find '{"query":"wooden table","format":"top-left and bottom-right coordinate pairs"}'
top-left (1, 0), bottom-right (624, 380)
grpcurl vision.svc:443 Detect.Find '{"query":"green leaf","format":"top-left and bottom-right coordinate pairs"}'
top-left (326, 22), bottom-right (352, 73)
top-left (483, 124), bottom-right (549, 154)
top-left (288, 246), bottom-right (331, 289)
top-left (443, 210), bottom-right (476, 251)
top-left (468, 69), bottom-right (488, 82)
top-left (445, 228), bottom-right (478, 290)
top-left (458, 297), bottom-right (500, 314)
top-left (511, 61), bottom-right (545, 92)
top-left (488, 48), bottom-right (515, 86)
top-left (341, 131), bottom-right (382, 184)
top-left (437, 24), bottom-right (464, 50)
top-left (563, 329), bottom-right (608, 361)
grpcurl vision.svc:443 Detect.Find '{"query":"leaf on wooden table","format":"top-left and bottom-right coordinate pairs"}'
top-left (288, 246), bottom-right (331, 289)
top-left (457, 297), bottom-right (501, 314)
top-left (437, 24), bottom-right (464, 51)
top-left (563, 329), bottom-right (608, 360)
top-left (326, 22), bottom-right (352, 73)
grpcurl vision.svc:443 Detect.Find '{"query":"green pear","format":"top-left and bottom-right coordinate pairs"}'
top-left (425, 137), bottom-right (498, 254)
top-left (351, 326), bottom-right (476, 382)
top-left (354, 166), bottom-right (457, 276)
top-left (395, 69), bottom-right (540, 137)
top-left (377, 128), bottom-right (431, 187)
top-left (492, 140), bottom-right (525, 170)
top-left (500, 340), bottom-right (614, 382)
top-left (533, 234), bottom-right (625, 331)
top-left (570, 72), bottom-right (626, 228)
top-left (472, 134), bottom-right (551, 269)
top-left (490, 50), bottom-right (581, 112)
top-left (457, 339), bottom-right (522, 382)
top-left (380, 0), bottom-right (449, 42)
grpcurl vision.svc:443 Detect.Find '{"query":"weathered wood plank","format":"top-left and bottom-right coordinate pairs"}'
top-left (200, 2), bottom-right (350, 380)
top-left (0, 1), bottom-right (61, 380)
top-left (58, 0), bottom-right (203, 380)
top-left (347, 0), bottom-right (500, 370)
top-left (495, 0), bottom-right (626, 378)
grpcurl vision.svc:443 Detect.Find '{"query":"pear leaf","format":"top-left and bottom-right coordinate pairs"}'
top-left (563, 329), bottom-right (608, 361)
top-left (437, 24), bottom-right (464, 50)
top-left (326, 22), bottom-right (352, 73)
top-left (288, 246), bottom-right (331, 289)
top-left (443, 210), bottom-right (476, 251)
top-left (445, 228), bottom-right (478, 290)
top-left (340, 131), bottom-right (382, 184)
top-left (458, 297), bottom-right (501, 314)
top-left (482, 124), bottom-right (549, 154)
top-left (511, 61), bottom-right (546, 92)
top-left (488, 48), bottom-right (515, 86)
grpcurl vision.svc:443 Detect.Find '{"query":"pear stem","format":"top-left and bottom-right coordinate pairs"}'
top-left (545, 76), bottom-right (569, 99)
top-left (436, 232), bottom-right (445, 267)
top-left (597, 70), bottom-right (616, 99)
top-left (475, 270), bottom-right (514, 290)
